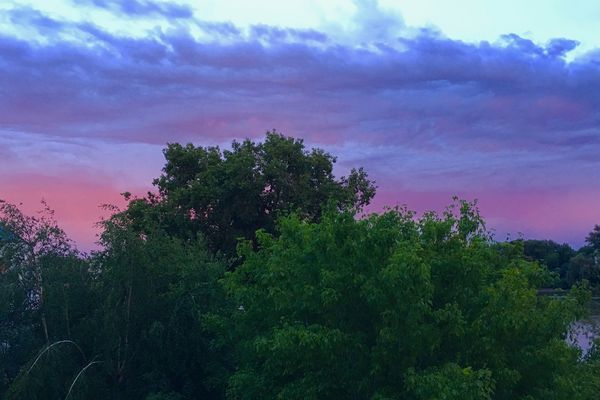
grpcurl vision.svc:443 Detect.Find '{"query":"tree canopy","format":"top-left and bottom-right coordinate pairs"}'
top-left (125, 131), bottom-right (376, 257)
top-left (586, 225), bottom-right (600, 253)
top-left (1, 133), bottom-right (600, 399)
top-left (521, 235), bottom-right (600, 289)
top-left (221, 201), bottom-right (591, 399)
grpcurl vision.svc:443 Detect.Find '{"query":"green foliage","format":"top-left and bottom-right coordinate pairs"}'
top-left (223, 200), bottom-right (591, 399)
top-left (89, 211), bottom-right (229, 399)
top-left (586, 225), bottom-right (600, 252)
top-left (567, 254), bottom-right (600, 287)
top-left (405, 363), bottom-right (494, 400)
top-left (521, 225), bottom-right (600, 290)
top-left (522, 239), bottom-right (575, 288)
top-left (1, 200), bottom-right (229, 399)
top-left (2, 134), bottom-right (600, 399)
top-left (125, 131), bottom-right (376, 257)
top-left (0, 200), bottom-right (91, 399)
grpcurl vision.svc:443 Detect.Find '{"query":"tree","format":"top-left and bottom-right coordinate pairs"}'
top-left (87, 207), bottom-right (230, 399)
top-left (0, 200), bottom-right (96, 399)
top-left (2, 201), bottom-right (231, 400)
top-left (124, 131), bottom-right (376, 257)
top-left (566, 254), bottom-right (600, 287)
top-left (559, 225), bottom-right (600, 290)
top-left (522, 240), bottom-right (575, 288)
top-left (222, 200), bottom-right (590, 399)
top-left (586, 225), bottom-right (600, 252)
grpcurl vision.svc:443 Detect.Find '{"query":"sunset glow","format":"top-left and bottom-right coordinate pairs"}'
top-left (1, 0), bottom-right (599, 250)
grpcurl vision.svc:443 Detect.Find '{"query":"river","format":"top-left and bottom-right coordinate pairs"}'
top-left (567, 300), bottom-right (600, 356)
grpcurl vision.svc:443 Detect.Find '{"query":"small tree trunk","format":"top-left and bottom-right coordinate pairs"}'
top-left (41, 313), bottom-right (49, 343)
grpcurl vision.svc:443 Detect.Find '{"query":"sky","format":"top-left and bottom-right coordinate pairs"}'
top-left (0, 0), bottom-right (599, 251)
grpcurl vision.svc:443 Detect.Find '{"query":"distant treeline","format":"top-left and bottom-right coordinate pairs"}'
top-left (522, 234), bottom-right (600, 290)
top-left (1, 132), bottom-right (600, 400)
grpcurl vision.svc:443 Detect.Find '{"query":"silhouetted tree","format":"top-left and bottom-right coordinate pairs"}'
top-left (522, 240), bottom-right (575, 288)
top-left (123, 131), bottom-right (376, 258)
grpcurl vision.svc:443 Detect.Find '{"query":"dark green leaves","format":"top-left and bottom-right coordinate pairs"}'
top-left (222, 202), bottom-right (591, 399)
top-left (136, 131), bottom-right (376, 257)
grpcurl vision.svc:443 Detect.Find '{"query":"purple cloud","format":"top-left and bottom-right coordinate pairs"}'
top-left (1, 5), bottom-right (599, 248)
top-left (75, 0), bottom-right (194, 19)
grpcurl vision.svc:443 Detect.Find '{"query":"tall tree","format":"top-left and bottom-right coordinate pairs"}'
top-left (585, 225), bottom-right (600, 253)
top-left (0, 200), bottom-right (96, 399)
top-left (125, 131), bottom-right (376, 257)
top-left (522, 240), bottom-right (575, 288)
top-left (222, 200), bottom-right (591, 399)
top-left (88, 208), bottom-right (229, 399)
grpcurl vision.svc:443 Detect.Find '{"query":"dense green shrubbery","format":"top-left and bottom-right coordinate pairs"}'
top-left (221, 203), bottom-right (591, 399)
top-left (1, 133), bottom-right (599, 399)
top-left (522, 234), bottom-right (600, 290)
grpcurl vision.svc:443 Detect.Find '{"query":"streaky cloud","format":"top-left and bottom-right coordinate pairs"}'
top-left (1, 3), bottom-right (599, 248)
top-left (75, 0), bottom-right (194, 19)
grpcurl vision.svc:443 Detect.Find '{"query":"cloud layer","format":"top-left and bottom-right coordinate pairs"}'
top-left (1, 2), bottom-right (599, 249)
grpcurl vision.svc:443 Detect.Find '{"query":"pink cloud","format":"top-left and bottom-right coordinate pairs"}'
top-left (1, 7), bottom-right (599, 250)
